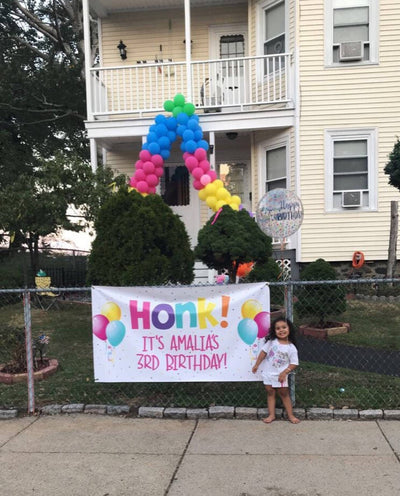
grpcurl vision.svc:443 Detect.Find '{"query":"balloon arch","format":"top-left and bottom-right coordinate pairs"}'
top-left (129, 94), bottom-right (242, 212)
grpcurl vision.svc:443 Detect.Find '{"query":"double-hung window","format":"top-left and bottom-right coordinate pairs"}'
top-left (265, 145), bottom-right (287, 191)
top-left (325, 0), bottom-right (378, 66)
top-left (325, 129), bottom-right (376, 211)
top-left (261, 0), bottom-right (286, 74)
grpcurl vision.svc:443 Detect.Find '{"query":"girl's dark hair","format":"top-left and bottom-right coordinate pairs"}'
top-left (266, 317), bottom-right (297, 345)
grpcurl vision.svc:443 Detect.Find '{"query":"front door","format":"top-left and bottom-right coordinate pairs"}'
top-left (210, 25), bottom-right (248, 106)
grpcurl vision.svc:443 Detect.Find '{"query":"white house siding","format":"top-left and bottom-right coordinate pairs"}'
top-left (298, 0), bottom-right (400, 262)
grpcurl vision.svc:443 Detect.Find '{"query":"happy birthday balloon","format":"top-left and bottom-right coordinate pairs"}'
top-left (256, 188), bottom-right (304, 239)
top-left (237, 318), bottom-right (258, 345)
top-left (101, 302), bottom-right (121, 322)
top-left (106, 320), bottom-right (126, 347)
top-left (92, 314), bottom-right (109, 341)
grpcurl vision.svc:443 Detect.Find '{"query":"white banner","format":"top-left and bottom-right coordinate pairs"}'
top-left (92, 283), bottom-right (270, 382)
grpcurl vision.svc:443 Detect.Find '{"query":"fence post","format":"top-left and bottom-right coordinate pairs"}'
top-left (23, 290), bottom-right (35, 414)
top-left (286, 282), bottom-right (295, 406)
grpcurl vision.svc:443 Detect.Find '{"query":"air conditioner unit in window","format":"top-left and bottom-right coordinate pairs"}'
top-left (342, 191), bottom-right (362, 208)
top-left (339, 41), bottom-right (363, 61)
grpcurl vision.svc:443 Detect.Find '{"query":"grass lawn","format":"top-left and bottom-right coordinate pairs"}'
top-left (1, 298), bottom-right (399, 410)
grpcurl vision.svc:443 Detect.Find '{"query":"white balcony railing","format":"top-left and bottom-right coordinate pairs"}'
top-left (89, 53), bottom-right (292, 118)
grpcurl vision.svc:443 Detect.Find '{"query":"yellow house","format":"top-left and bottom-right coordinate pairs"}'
top-left (82, 0), bottom-right (400, 272)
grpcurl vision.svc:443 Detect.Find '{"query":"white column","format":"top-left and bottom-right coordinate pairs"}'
top-left (184, 0), bottom-right (192, 102)
top-left (90, 139), bottom-right (98, 173)
top-left (82, 0), bottom-right (93, 120)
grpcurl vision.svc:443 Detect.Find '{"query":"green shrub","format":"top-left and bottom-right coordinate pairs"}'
top-left (295, 258), bottom-right (347, 326)
top-left (194, 206), bottom-right (272, 283)
top-left (87, 188), bottom-right (194, 286)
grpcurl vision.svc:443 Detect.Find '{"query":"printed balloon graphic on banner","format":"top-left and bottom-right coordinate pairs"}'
top-left (92, 302), bottom-right (126, 347)
top-left (129, 94), bottom-right (243, 213)
top-left (256, 188), bottom-right (304, 239)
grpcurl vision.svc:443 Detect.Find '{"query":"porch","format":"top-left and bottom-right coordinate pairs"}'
top-left (88, 53), bottom-right (294, 119)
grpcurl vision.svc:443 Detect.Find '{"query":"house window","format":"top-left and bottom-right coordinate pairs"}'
top-left (220, 35), bottom-right (245, 78)
top-left (266, 146), bottom-right (287, 191)
top-left (161, 165), bottom-right (189, 206)
top-left (326, 0), bottom-right (378, 66)
top-left (326, 129), bottom-right (376, 211)
top-left (263, 0), bottom-right (286, 73)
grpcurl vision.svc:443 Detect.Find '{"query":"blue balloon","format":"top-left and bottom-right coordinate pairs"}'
top-left (142, 143), bottom-right (149, 150)
top-left (237, 319), bottom-right (258, 345)
top-left (177, 113), bottom-right (189, 125)
top-left (150, 124), bottom-right (157, 133)
top-left (198, 139), bottom-right (209, 151)
top-left (186, 140), bottom-right (197, 153)
top-left (194, 130), bottom-right (203, 141)
top-left (155, 124), bottom-right (168, 136)
top-left (155, 114), bottom-right (167, 125)
top-left (182, 129), bottom-right (194, 142)
top-left (148, 142), bottom-right (160, 154)
top-left (158, 136), bottom-right (170, 149)
top-left (180, 142), bottom-right (187, 152)
top-left (106, 320), bottom-right (126, 347)
top-left (160, 149), bottom-right (170, 159)
top-left (167, 130), bottom-right (176, 142)
top-left (147, 132), bottom-right (157, 143)
top-left (191, 114), bottom-right (199, 122)
top-left (166, 117), bottom-right (178, 130)
top-left (187, 118), bottom-right (198, 131)
top-left (177, 125), bottom-right (186, 137)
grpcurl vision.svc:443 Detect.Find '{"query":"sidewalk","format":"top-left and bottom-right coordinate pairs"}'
top-left (1, 415), bottom-right (400, 496)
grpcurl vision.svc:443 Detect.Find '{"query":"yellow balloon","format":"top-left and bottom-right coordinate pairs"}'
top-left (198, 188), bottom-right (208, 201)
top-left (206, 196), bottom-right (218, 209)
top-left (231, 195), bottom-right (241, 205)
top-left (204, 182), bottom-right (218, 197)
top-left (230, 203), bottom-right (239, 211)
top-left (213, 179), bottom-right (224, 189)
top-left (215, 200), bottom-right (227, 210)
top-left (216, 187), bottom-right (230, 201)
top-left (241, 299), bottom-right (263, 319)
top-left (101, 302), bottom-right (121, 321)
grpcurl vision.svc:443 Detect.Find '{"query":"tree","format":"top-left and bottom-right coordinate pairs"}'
top-left (87, 189), bottom-right (194, 286)
top-left (294, 258), bottom-right (347, 327)
top-left (194, 206), bottom-right (273, 283)
top-left (384, 138), bottom-right (400, 278)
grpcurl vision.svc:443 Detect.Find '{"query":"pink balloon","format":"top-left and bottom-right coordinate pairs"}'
top-left (139, 150), bottom-right (151, 161)
top-left (148, 186), bottom-right (156, 194)
top-left (192, 167), bottom-right (204, 180)
top-left (254, 311), bottom-right (270, 339)
top-left (151, 154), bottom-right (164, 167)
top-left (154, 166), bottom-right (164, 177)
top-left (135, 160), bottom-right (144, 170)
top-left (183, 152), bottom-right (191, 161)
top-left (199, 160), bottom-right (210, 172)
top-left (193, 179), bottom-right (204, 190)
top-left (200, 174), bottom-right (211, 186)
top-left (208, 170), bottom-right (217, 182)
top-left (194, 148), bottom-right (207, 161)
top-left (129, 177), bottom-right (137, 188)
top-left (134, 169), bottom-right (146, 182)
top-left (92, 314), bottom-right (109, 341)
top-left (185, 156), bottom-right (199, 171)
top-left (137, 180), bottom-right (149, 193)
top-left (143, 161), bottom-right (155, 174)
top-left (146, 174), bottom-right (159, 187)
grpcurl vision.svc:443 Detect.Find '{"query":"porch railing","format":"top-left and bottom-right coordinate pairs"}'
top-left (89, 53), bottom-right (292, 118)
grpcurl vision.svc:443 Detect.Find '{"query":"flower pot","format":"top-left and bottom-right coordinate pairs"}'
top-left (0, 358), bottom-right (59, 384)
top-left (298, 322), bottom-right (350, 340)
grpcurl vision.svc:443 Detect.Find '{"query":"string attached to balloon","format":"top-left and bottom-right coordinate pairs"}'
top-left (128, 93), bottom-right (243, 213)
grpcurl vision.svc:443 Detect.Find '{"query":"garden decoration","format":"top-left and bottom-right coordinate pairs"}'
top-left (128, 93), bottom-right (242, 212)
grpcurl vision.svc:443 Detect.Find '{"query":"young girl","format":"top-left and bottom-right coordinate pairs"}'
top-left (252, 317), bottom-right (300, 424)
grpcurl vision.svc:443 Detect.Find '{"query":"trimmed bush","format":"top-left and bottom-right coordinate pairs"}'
top-left (87, 189), bottom-right (194, 286)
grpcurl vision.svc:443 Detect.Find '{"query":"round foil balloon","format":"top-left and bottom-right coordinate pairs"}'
top-left (256, 188), bottom-right (304, 239)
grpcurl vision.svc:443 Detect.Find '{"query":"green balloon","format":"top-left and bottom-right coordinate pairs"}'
top-left (172, 106), bottom-right (183, 117)
top-left (183, 102), bottom-right (195, 115)
top-left (173, 93), bottom-right (185, 107)
top-left (163, 100), bottom-right (175, 112)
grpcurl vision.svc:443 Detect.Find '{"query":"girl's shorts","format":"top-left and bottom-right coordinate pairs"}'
top-left (262, 373), bottom-right (288, 388)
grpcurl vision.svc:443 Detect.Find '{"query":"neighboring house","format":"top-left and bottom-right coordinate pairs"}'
top-left (82, 0), bottom-right (400, 271)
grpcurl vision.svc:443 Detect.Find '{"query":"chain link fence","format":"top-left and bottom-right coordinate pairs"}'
top-left (1, 279), bottom-right (400, 413)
